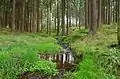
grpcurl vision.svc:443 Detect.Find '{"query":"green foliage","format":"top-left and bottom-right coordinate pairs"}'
top-left (0, 44), bottom-right (39, 79)
top-left (63, 71), bottom-right (73, 79)
top-left (71, 25), bottom-right (118, 79)
top-left (58, 28), bottom-right (88, 43)
top-left (33, 43), bottom-right (62, 54)
top-left (0, 34), bottom-right (60, 79)
top-left (72, 49), bottom-right (105, 79)
top-left (97, 48), bottom-right (120, 78)
top-left (29, 60), bottom-right (58, 76)
top-left (0, 34), bottom-right (61, 54)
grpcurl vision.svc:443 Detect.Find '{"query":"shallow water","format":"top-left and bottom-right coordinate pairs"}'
top-left (19, 40), bottom-right (79, 79)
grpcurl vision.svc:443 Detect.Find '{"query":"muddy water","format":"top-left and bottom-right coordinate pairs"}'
top-left (40, 52), bottom-right (75, 70)
top-left (18, 39), bottom-right (81, 79)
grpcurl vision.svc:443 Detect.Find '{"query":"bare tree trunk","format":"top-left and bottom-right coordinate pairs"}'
top-left (97, 0), bottom-right (102, 28)
top-left (85, 0), bottom-right (89, 29)
top-left (61, 0), bottom-right (65, 36)
top-left (89, 0), bottom-right (97, 35)
top-left (117, 17), bottom-right (120, 45)
top-left (37, 0), bottom-right (40, 32)
top-left (49, 0), bottom-right (52, 35)
top-left (32, 0), bottom-right (37, 33)
top-left (66, 0), bottom-right (69, 35)
top-left (12, 0), bottom-right (16, 31)
top-left (41, 8), bottom-right (43, 32)
top-left (105, 0), bottom-right (108, 24)
top-left (57, 0), bottom-right (60, 35)
top-left (79, 4), bottom-right (81, 30)
top-left (47, 6), bottom-right (49, 34)
top-left (101, 0), bottom-right (105, 24)
top-left (108, 0), bottom-right (111, 24)
top-left (88, 0), bottom-right (91, 28)
top-left (22, 1), bottom-right (25, 32)
top-left (69, 3), bottom-right (71, 28)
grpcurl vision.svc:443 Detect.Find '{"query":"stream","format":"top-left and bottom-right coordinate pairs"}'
top-left (18, 38), bottom-right (82, 79)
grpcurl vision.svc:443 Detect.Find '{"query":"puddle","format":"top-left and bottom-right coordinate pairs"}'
top-left (18, 40), bottom-right (82, 79)
top-left (40, 51), bottom-right (75, 70)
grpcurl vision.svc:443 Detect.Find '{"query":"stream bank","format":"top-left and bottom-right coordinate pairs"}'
top-left (18, 38), bottom-right (83, 79)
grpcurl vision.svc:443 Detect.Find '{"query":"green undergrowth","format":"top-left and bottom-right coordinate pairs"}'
top-left (56, 28), bottom-right (88, 44)
top-left (0, 33), bottom-right (60, 79)
top-left (0, 33), bottom-right (62, 54)
top-left (73, 49), bottom-right (105, 79)
top-left (63, 25), bottom-right (119, 79)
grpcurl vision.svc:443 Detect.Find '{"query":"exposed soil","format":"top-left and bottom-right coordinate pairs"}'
top-left (18, 72), bottom-right (53, 79)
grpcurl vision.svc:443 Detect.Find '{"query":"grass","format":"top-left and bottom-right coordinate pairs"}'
top-left (0, 33), bottom-right (61, 79)
top-left (0, 33), bottom-right (62, 54)
top-left (69, 24), bottom-right (119, 79)
top-left (0, 25), bottom-right (119, 79)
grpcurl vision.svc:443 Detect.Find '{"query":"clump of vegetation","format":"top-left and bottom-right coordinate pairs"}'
top-left (29, 60), bottom-right (58, 76)
top-left (0, 34), bottom-right (60, 79)
top-left (57, 28), bottom-right (88, 44)
top-left (70, 25), bottom-right (119, 79)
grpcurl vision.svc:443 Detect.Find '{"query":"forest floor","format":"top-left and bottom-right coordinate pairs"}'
top-left (69, 25), bottom-right (119, 79)
top-left (0, 25), bottom-right (120, 79)
top-left (0, 31), bottom-right (61, 79)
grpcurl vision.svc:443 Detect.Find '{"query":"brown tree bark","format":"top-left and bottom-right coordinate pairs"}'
top-left (57, 0), bottom-right (60, 35)
top-left (21, 1), bottom-right (25, 32)
top-left (88, 0), bottom-right (91, 28)
top-left (32, 0), bottom-right (37, 33)
top-left (61, 0), bottom-right (65, 36)
top-left (97, 0), bottom-right (102, 28)
top-left (37, 0), bottom-right (40, 32)
top-left (85, 0), bottom-right (89, 29)
top-left (89, 0), bottom-right (97, 35)
top-left (108, 0), bottom-right (111, 24)
top-left (12, 0), bottom-right (16, 31)
top-left (66, 0), bottom-right (69, 35)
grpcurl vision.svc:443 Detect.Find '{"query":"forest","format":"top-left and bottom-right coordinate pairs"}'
top-left (0, 0), bottom-right (120, 79)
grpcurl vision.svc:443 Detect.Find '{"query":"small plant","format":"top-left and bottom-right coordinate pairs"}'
top-left (72, 55), bottom-right (105, 79)
top-left (97, 48), bottom-right (120, 78)
top-left (28, 60), bottom-right (58, 76)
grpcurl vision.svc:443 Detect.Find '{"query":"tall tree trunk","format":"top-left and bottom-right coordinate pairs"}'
top-left (37, 0), bottom-right (40, 32)
top-left (115, 0), bottom-right (119, 22)
top-left (41, 8), bottom-right (43, 32)
top-left (54, 15), bottom-right (57, 30)
top-left (76, 12), bottom-right (78, 27)
top-left (32, 0), bottom-right (37, 33)
top-left (117, 17), bottom-right (120, 45)
top-left (101, 0), bottom-right (105, 24)
top-left (47, 6), bottom-right (49, 34)
top-left (105, 0), bottom-right (108, 24)
top-left (79, 5), bottom-right (81, 30)
top-left (61, 0), bottom-right (65, 36)
top-left (49, 0), bottom-right (52, 35)
top-left (12, 0), bottom-right (16, 31)
top-left (57, 0), bottom-right (60, 35)
top-left (54, 1), bottom-right (57, 30)
top-left (97, 0), bottom-right (102, 28)
top-left (85, 0), bottom-right (89, 29)
top-left (66, 0), bottom-right (69, 35)
top-left (22, 1), bottom-right (25, 32)
top-left (69, 3), bottom-right (71, 27)
top-left (88, 0), bottom-right (91, 28)
top-left (89, 0), bottom-right (97, 35)
top-left (108, 0), bottom-right (111, 24)
top-left (112, 0), bottom-right (115, 23)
